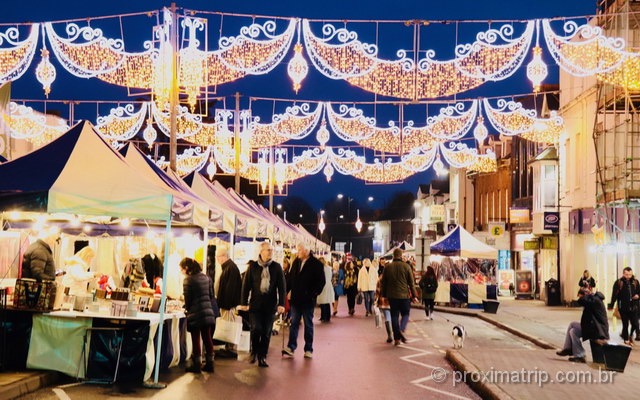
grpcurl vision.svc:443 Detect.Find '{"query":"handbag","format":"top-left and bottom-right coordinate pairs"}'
top-left (213, 309), bottom-right (242, 345)
top-left (356, 292), bottom-right (363, 305)
top-left (237, 331), bottom-right (251, 353)
top-left (14, 278), bottom-right (57, 311)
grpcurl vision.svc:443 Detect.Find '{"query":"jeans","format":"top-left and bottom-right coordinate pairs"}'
top-left (388, 298), bottom-right (411, 340)
top-left (363, 291), bottom-right (375, 314)
top-left (190, 325), bottom-right (214, 358)
top-left (288, 303), bottom-right (315, 352)
top-left (249, 310), bottom-right (275, 358)
top-left (562, 321), bottom-right (585, 358)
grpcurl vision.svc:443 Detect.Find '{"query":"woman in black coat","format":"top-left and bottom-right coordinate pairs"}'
top-left (181, 257), bottom-right (218, 373)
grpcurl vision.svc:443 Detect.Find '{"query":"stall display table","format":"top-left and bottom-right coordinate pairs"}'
top-left (434, 283), bottom-right (498, 307)
top-left (26, 310), bottom-right (186, 382)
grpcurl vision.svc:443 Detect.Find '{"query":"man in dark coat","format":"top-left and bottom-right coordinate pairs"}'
top-left (215, 246), bottom-right (243, 356)
top-left (22, 235), bottom-right (57, 281)
top-left (239, 242), bottom-right (285, 368)
top-left (282, 243), bottom-right (325, 359)
top-left (380, 248), bottom-right (418, 345)
top-left (557, 288), bottom-right (609, 363)
top-left (608, 267), bottom-right (640, 343)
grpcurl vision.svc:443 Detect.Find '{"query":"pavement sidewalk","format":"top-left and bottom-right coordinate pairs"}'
top-left (428, 297), bottom-right (640, 399)
top-left (0, 371), bottom-right (60, 400)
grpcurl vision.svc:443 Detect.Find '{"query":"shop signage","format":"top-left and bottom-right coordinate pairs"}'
top-left (429, 205), bottom-right (445, 222)
top-left (510, 208), bottom-right (530, 223)
top-left (541, 236), bottom-right (559, 250)
top-left (488, 221), bottom-right (505, 237)
top-left (543, 212), bottom-right (560, 232)
top-left (523, 239), bottom-right (539, 250)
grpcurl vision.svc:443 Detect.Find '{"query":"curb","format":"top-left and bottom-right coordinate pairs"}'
top-left (446, 350), bottom-right (514, 400)
top-left (0, 371), bottom-right (61, 400)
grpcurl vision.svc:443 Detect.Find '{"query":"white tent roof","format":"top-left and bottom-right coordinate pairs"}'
top-left (430, 225), bottom-right (498, 259)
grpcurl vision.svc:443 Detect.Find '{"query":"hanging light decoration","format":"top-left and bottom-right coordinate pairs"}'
top-left (527, 21), bottom-right (547, 93)
top-left (153, 15), bottom-right (173, 110)
top-left (179, 18), bottom-right (206, 110)
top-left (258, 149), bottom-right (270, 191)
top-left (206, 154), bottom-right (216, 180)
top-left (473, 116), bottom-right (489, 145)
top-left (287, 20), bottom-right (308, 94)
top-left (142, 122), bottom-right (157, 149)
top-left (355, 209), bottom-right (363, 233)
top-left (316, 119), bottom-right (330, 149)
top-left (274, 149), bottom-right (287, 193)
top-left (323, 163), bottom-right (334, 182)
top-left (318, 214), bottom-right (325, 234)
top-left (433, 153), bottom-right (448, 177)
top-left (35, 47), bottom-right (56, 98)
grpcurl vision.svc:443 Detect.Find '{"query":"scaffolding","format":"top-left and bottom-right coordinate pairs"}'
top-left (593, 0), bottom-right (640, 281)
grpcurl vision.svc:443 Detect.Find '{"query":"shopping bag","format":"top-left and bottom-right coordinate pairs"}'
top-left (373, 306), bottom-right (381, 328)
top-left (213, 310), bottom-right (242, 345)
top-left (356, 292), bottom-right (363, 305)
top-left (237, 331), bottom-right (250, 353)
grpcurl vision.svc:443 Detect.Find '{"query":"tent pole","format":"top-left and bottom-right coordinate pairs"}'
top-left (146, 212), bottom-right (172, 388)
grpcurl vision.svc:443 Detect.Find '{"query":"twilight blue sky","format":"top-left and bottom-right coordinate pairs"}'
top-left (2, 1), bottom-right (596, 210)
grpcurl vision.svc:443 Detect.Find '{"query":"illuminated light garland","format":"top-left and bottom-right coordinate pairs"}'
top-left (156, 145), bottom-right (211, 176)
top-left (483, 98), bottom-right (563, 143)
top-left (152, 102), bottom-right (206, 141)
top-left (0, 24), bottom-right (39, 84)
top-left (328, 147), bottom-right (367, 175)
top-left (206, 155), bottom-right (216, 180)
top-left (468, 149), bottom-right (497, 173)
top-left (216, 19), bottom-right (296, 75)
top-left (35, 47), bottom-right (56, 98)
top-left (95, 103), bottom-right (147, 142)
top-left (5, 102), bottom-right (68, 146)
top-left (249, 102), bottom-right (322, 148)
top-left (542, 19), bottom-right (626, 77)
top-left (153, 13), bottom-right (173, 110)
top-left (326, 103), bottom-right (397, 142)
top-left (304, 20), bottom-right (533, 99)
top-left (454, 21), bottom-right (534, 81)
top-left (291, 147), bottom-right (327, 175)
top-left (408, 101), bottom-right (478, 142)
top-left (44, 22), bottom-right (127, 79)
top-left (399, 147), bottom-right (438, 172)
top-left (597, 55), bottom-right (640, 90)
top-left (439, 142), bottom-right (478, 168)
top-left (527, 46), bottom-right (547, 93)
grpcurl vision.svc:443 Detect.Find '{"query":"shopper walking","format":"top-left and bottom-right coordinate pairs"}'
top-left (317, 257), bottom-right (334, 322)
top-left (332, 261), bottom-right (345, 316)
top-left (380, 248), bottom-right (418, 345)
top-left (215, 245), bottom-right (242, 356)
top-left (609, 267), bottom-right (640, 345)
top-left (180, 257), bottom-right (218, 373)
top-left (419, 266), bottom-right (438, 320)
top-left (343, 261), bottom-right (358, 316)
top-left (282, 243), bottom-right (325, 359)
top-left (357, 258), bottom-right (378, 316)
top-left (239, 242), bottom-right (286, 367)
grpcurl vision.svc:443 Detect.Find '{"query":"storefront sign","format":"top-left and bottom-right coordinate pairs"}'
top-left (543, 212), bottom-right (560, 232)
top-left (488, 221), bottom-right (505, 237)
top-left (541, 236), bottom-right (558, 250)
top-left (510, 208), bottom-right (530, 223)
top-left (429, 205), bottom-right (445, 222)
top-left (515, 270), bottom-right (533, 295)
top-left (523, 239), bottom-right (539, 250)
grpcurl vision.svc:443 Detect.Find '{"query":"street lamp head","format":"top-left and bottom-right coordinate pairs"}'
top-left (368, 196), bottom-right (374, 202)
top-left (414, 200), bottom-right (422, 208)
top-left (299, 214), bottom-right (303, 218)
top-left (320, 209), bottom-right (325, 215)
top-left (339, 214), bottom-right (344, 219)
top-left (276, 204), bottom-right (282, 210)
top-left (337, 193), bottom-right (344, 199)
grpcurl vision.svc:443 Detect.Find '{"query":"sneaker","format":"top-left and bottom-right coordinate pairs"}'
top-left (556, 349), bottom-right (572, 356)
top-left (304, 351), bottom-right (313, 359)
top-left (282, 347), bottom-right (294, 357)
top-left (568, 356), bottom-right (586, 363)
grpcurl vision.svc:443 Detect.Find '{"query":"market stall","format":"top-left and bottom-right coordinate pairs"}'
top-left (429, 226), bottom-right (498, 306)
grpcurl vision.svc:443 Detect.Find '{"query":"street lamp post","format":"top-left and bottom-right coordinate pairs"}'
top-left (337, 193), bottom-right (355, 254)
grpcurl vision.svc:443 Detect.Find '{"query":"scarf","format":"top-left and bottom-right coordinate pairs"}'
top-left (257, 257), bottom-right (272, 294)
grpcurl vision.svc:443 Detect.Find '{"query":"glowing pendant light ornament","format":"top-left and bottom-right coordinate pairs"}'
top-left (143, 121), bottom-right (157, 149)
top-left (274, 149), bottom-right (287, 193)
top-left (318, 215), bottom-right (326, 234)
top-left (527, 22), bottom-right (547, 93)
top-left (206, 155), bottom-right (216, 180)
top-left (323, 163), bottom-right (334, 182)
top-left (473, 116), bottom-right (489, 145)
top-left (35, 48), bottom-right (56, 98)
top-left (355, 209), bottom-right (363, 233)
top-left (433, 154), bottom-right (448, 177)
top-left (316, 119), bottom-right (330, 149)
top-left (287, 22), bottom-right (308, 94)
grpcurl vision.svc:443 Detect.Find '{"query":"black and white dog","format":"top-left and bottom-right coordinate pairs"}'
top-left (452, 325), bottom-right (466, 349)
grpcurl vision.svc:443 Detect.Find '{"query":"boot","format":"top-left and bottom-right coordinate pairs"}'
top-left (384, 321), bottom-right (393, 343)
top-left (186, 355), bottom-right (202, 373)
top-left (202, 354), bottom-right (214, 373)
